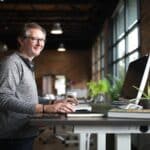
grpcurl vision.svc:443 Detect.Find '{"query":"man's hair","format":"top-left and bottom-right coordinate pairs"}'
top-left (19, 22), bottom-right (46, 38)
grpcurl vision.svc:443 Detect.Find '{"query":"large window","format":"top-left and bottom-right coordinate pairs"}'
top-left (91, 34), bottom-right (106, 81)
top-left (100, 35), bottom-right (105, 79)
top-left (92, 38), bottom-right (101, 81)
top-left (110, 0), bottom-right (140, 78)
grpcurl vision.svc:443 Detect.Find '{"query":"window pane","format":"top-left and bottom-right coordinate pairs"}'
top-left (126, 0), bottom-right (138, 30)
top-left (113, 63), bottom-right (117, 77)
top-left (128, 52), bottom-right (139, 63)
top-left (117, 6), bottom-right (125, 39)
top-left (101, 69), bottom-right (105, 79)
top-left (127, 27), bottom-right (139, 52)
top-left (126, 52), bottom-right (139, 70)
top-left (101, 57), bottom-right (104, 68)
top-left (117, 60), bottom-right (125, 77)
top-left (101, 38), bottom-right (105, 55)
top-left (113, 19), bottom-right (116, 43)
top-left (117, 39), bottom-right (125, 58)
top-left (98, 60), bottom-right (100, 71)
top-left (113, 47), bottom-right (117, 61)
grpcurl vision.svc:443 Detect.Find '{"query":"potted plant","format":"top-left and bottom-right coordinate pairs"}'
top-left (107, 75), bottom-right (124, 101)
top-left (87, 78), bottom-right (112, 113)
top-left (87, 78), bottom-right (110, 102)
top-left (87, 75), bottom-right (124, 113)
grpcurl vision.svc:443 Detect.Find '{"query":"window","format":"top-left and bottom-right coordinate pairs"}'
top-left (92, 36), bottom-right (105, 81)
top-left (91, 37), bottom-right (101, 81)
top-left (100, 35), bottom-right (105, 78)
top-left (54, 75), bottom-right (66, 95)
top-left (91, 34), bottom-right (106, 81)
top-left (110, 0), bottom-right (140, 78)
top-left (42, 74), bottom-right (66, 96)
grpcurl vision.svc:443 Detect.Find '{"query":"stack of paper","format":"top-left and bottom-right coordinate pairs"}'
top-left (108, 108), bottom-right (150, 119)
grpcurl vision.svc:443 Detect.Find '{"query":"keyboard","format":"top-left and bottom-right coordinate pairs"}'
top-left (73, 103), bottom-right (92, 112)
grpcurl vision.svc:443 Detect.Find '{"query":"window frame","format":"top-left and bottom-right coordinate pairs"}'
top-left (109, 0), bottom-right (140, 78)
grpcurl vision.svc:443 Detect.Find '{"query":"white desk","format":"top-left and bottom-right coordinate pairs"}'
top-left (29, 114), bottom-right (150, 150)
top-left (74, 125), bottom-right (147, 150)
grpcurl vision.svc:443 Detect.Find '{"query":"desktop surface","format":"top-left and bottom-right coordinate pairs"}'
top-left (29, 113), bottom-right (150, 127)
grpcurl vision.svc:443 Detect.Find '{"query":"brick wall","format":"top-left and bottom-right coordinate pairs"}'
top-left (34, 50), bottom-right (91, 94)
top-left (140, 0), bottom-right (150, 54)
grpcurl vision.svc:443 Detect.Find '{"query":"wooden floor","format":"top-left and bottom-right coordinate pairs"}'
top-left (33, 127), bottom-right (96, 150)
top-left (33, 128), bottom-right (147, 150)
top-left (34, 136), bottom-right (78, 150)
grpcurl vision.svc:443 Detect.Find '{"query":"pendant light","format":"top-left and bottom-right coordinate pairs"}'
top-left (50, 23), bottom-right (63, 35)
top-left (57, 43), bottom-right (66, 52)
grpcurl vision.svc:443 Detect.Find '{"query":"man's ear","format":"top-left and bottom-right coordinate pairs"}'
top-left (17, 37), bottom-right (24, 45)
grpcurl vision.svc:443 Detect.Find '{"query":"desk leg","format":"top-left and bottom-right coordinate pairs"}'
top-left (115, 134), bottom-right (131, 150)
top-left (79, 133), bottom-right (90, 150)
top-left (97, 134), bottom-right (106, 150)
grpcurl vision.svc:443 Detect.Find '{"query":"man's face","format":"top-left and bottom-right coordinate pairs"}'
top-left (19, 28), bottom-right (46, 58)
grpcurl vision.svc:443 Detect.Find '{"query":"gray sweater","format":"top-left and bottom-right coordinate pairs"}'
top-left (0, 52), bottom-right (39, 139)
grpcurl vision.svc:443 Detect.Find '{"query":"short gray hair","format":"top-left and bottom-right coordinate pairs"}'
top-left (19, 22), bottom-right (46, 38)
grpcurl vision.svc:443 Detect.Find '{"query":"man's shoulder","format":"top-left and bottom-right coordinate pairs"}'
top-left (0, 52), bottom-right (22, 68)
top-left (3, 52), bottom-right (20, 62)
top-left (7, 52), bottom-right (20, 60)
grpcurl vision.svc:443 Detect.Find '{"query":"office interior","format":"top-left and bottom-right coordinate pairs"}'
top-left (0, 0), bottom-right (150, 150)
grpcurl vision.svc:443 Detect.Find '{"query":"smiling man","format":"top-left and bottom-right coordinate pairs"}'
top-left (0, 22), bottom-right (77, 150)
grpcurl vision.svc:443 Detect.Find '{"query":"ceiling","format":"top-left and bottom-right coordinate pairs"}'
top-left (0, 0), bottom-right (118, 51)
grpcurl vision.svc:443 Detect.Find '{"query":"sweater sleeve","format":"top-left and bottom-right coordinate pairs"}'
top-left (0, 56), bottom-right (36, 114)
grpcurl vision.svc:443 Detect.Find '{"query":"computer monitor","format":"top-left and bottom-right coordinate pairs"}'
top-left (120, 55), bottom-right (150, 101)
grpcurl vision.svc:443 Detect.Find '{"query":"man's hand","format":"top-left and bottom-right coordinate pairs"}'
top-left (44, 102), bottom-right (75, 113)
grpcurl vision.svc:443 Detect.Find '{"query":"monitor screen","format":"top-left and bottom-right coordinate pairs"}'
top-left (120, 56), bottom-right (149, 100)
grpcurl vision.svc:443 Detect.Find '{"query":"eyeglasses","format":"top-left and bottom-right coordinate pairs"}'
top-left (24, 36), bottom-right (46, 43)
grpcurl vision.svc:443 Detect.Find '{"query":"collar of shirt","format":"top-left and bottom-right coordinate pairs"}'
top-left (18, 55), bottom-right (35, 71)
